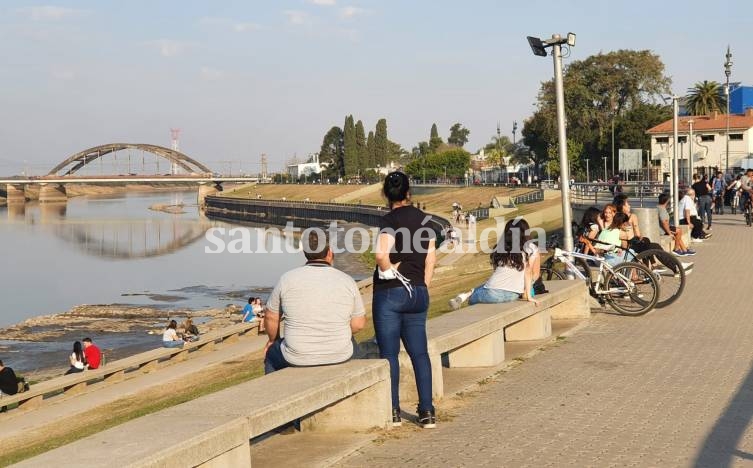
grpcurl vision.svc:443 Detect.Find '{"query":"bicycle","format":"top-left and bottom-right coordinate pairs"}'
top-left (542, 235), bottom-right (686, 308)
top-left (541, 240), bottom-right (660, 316)
top-left (732, 190), bottom-right (740, 215)
top-left (745, 194), bottom-right (753, 227)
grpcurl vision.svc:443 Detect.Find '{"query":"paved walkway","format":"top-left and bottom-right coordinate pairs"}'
top-left (338, 214), bottom-right (753, 467)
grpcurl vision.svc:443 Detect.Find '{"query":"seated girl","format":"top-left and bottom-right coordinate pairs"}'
top-left (597, 211), bottom-right (633, 266)
top-left (449, 225), bottom-right (537, 309)
top-left (577, 207), bottom-right (602, 255)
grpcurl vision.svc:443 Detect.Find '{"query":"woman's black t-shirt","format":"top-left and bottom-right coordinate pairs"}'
top-left (373, 205), bottom-right (435, 292)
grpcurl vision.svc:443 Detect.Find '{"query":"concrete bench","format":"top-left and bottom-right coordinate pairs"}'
top-left (14, 360), bottom-right (391, 468)
top-left (400, 280), bottom-right (589, 399)
top-left (1, 322), bottom-right (257, 411)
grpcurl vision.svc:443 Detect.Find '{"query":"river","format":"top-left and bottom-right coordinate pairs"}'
top-left (0, 190), bottom-right (371, 372)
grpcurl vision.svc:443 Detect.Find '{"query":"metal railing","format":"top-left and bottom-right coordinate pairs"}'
top-left (570, 181), bottom-right (668, 207)
top-left (511, 189), bottom-right (545, 205)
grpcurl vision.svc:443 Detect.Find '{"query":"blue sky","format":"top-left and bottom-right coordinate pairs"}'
top-left (0, 0), bottom-right (750, 174)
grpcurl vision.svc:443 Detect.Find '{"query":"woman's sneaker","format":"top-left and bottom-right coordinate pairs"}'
top-left (417, 408), bottom-right (436, 429)
top-left (683, 249), bottom-right (697, 256)
top-left (392, 408), bottom-right (402, 427)
top-left (449, 296), bottom-right (463, 311)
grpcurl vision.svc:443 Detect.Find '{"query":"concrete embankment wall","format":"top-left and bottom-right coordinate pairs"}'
top-left (204, 196), bottom-right (450, 235)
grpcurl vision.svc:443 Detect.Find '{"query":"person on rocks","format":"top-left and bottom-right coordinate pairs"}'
top-left (82, 337), bottom-right (102, 370)
top-left (65, 341), bottom-right (86, 374)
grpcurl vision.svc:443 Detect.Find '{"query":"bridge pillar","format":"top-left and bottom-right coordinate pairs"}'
top-left (5, 184), bottom-right (26, 203)
top-left (197, 183), bottom-right (218, 206)
top-left (39, 183), bottom-right (68, 203)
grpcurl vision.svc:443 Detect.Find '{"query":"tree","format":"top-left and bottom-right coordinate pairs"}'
top-left (319, 126), bottom-right (344, 180)
top-left (366, 131), bottom-right (375, 168)
top-left (448, 123), bottom-right (470, 147)
top-left (546, 138), bottom-right (584, 179)
top-left (355, 120), bottom-right (366, 171)
top-left (685, 80), bottom-right (726, 116)
top-left (343, 115), bottom-right (357, 176)
top-left (405, 148), bottom-right (471, 181)
top-left (429, 123), bottom-right (443, 152)
top-left (374, 118), bottom-right (389, 166)
top-left (524, 49), bottom-right (672, 172)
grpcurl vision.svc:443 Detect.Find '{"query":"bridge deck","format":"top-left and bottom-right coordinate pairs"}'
top-left (337, 213), bottom-right (753, 467)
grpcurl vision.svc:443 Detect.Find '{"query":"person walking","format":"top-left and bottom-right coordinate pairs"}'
top-left (373, 171), bottom-right (437, 429)
top-left (691, 174), bottom-right (713, 230)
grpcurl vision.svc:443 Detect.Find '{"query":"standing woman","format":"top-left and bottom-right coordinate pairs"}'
top-left (65, 341), bottom-right (86, 375)
top-left (373, 172), bottom-right (437, 429)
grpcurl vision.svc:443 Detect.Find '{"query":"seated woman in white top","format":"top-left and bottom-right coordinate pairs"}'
top-left (162, 319), bottom-right (185, 348)
top-left (449, 223), bottom-right (538, 309)
top-left (65, 340), bottom-right (86, 375)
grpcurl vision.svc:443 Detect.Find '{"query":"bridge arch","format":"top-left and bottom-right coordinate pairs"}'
top-left (48, 143), bottom-right (213, 176)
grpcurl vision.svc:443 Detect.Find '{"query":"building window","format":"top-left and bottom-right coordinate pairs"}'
top-left (700, 135), bottom-right (715, 142)
top-left (730, 133), bottom-right (744, 141)
top-left (678, 136), bottom-right (687, 143)
top-left (655, 137), bottom-right (669, 144)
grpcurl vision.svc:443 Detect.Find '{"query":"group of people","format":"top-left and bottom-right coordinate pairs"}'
top-left (65, 338), bottom-right (102, 375)
top-left (162, 318), bottom-right (201, 348)
top-left (260, 172), bottom-right (438, 428)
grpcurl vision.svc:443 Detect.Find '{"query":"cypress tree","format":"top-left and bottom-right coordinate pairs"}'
top-left (355, 120), bottom-right (366, 171)
top-left (374, 118), bottom-right (389, 166)
top-left (343, 115), bottom-right (357, 176)
top-left (366, 131), bottom-right (375, 168)
top-left (429, 123), bottom-right (443, 152)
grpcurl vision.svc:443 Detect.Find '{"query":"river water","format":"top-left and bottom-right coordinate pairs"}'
top-left (0, 190), bottom-right (371, 372)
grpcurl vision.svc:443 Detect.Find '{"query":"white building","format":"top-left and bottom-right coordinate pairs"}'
top-left (647, 109), bottom-right (753, 178)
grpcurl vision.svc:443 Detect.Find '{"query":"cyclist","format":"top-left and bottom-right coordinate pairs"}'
top-left (740, 169), bottom-right (753, 214)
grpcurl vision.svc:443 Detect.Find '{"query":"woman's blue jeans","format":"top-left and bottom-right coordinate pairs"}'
top-left (468, 286), bottom-right (520, 304)
top-left (372, 286), bottom-right (433, 412)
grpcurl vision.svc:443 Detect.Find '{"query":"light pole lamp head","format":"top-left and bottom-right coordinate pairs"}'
top-left (527, 36), bottom-right (548, 57)
top-left (566, 32), bottom-right (576, 47)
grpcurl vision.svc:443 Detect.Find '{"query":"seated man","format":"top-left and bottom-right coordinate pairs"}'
top-left (678, 188), bottom-right (709, 241)
top-left (263, 230), bottom-right (366, 374)
top-left (657, 193), bottom-right (693, 256)
top-left (82, 337), bottom-right (102, 370)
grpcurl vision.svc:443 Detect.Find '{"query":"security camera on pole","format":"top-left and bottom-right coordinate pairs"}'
top-left (527, 32), bottom-right (576, 251)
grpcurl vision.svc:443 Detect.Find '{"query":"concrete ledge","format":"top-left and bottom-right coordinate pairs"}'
top-left (0, 322), bottom-right (258, 411)
top-left (15, 360), bottom-right (391, 468)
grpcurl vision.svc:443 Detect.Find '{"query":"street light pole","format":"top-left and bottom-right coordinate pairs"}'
top-left (550, 36), bottom-right (575, 251)
top-left (688, 119), bottom-right (694, 181)
top-left (611, 114), bottom-right (616, 177)
top-left (585, 159), bottom-right (590, 183)
top-left (724, 46), bottom-right (733, 175)
top-left (671, 96), bottom-right (680, 227)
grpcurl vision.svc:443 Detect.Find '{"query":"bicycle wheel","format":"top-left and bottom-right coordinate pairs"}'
top-left (633, 249), bottom-right (685, 308)
top-left (602, 262), bottom-right (659, 316)
top-left (545, 255), bottom-right (592, 286)
top-left (540, 267), bottom-right (565, 280)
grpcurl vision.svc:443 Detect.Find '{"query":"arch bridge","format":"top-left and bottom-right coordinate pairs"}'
top-left (1, 143), bottom-right (257, 204)
top-left (48, 143), bottom-right (213, 176)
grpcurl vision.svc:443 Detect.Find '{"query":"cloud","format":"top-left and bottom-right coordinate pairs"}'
top-left (307, 0), bottom-right (336, 5)
top-left (200, 67), bottom-right (224, 81)
top-left (16, 6), bottom-right (88, 21)
top-left (145, 39), bottom-right (191, 57)
top-left (283, 10), bottom-right (309, 26)
top-left (339, 6), bottom-right (369, 19)
top-left (199, 17), bottom-right (260, 33)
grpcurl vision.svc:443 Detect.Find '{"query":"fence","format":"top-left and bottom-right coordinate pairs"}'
top-left (570, 181), bottom-right (668, 208)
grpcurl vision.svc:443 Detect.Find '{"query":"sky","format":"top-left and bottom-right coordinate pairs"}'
top-left (0, 0), bottom-right (750, 175)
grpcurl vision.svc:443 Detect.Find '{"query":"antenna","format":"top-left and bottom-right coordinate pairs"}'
top-left (170, 128), bottom-right (181, 174)
top-left (260, 153), bottom-right (268, 180)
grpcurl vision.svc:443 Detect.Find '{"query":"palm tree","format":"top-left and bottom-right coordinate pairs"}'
top-left (685, 80), bottom-right (727, 116)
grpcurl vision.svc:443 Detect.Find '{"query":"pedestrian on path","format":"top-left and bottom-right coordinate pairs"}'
top-left (373, 171), bottom-right (437, 429)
